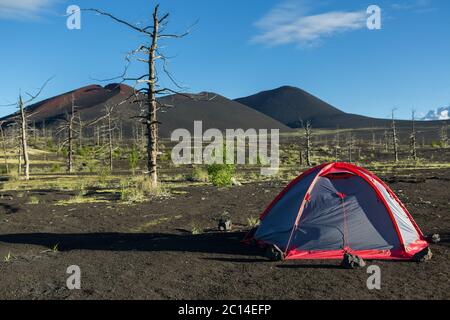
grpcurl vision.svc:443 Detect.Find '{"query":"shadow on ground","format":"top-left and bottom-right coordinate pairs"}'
top-left (0, 231), bottom-right (265, 257)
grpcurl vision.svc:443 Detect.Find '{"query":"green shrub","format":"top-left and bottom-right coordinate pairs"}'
top-left (60, 148), bottom-right (68, 157)
top-left (187, 167), bottom-right (209, 182)
top-left (128, 147), bottom-right (140, 175)
top-left (46, 139), bottom-right (57, 152)
top-left (0, 165), bottom-right (8, 175)
top-left (113, 147), bottom-right (123, 160)
top-left (50, 163), bottom-right (61, 173)
top-left (77, 146), bottom-right (91, 157)
top-left (207, 163), bottom-right (236, 187)
top-left (159, 149), bottom-right (171, 163)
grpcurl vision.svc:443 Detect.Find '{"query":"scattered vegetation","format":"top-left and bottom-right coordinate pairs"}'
top-left (247, 216), bottom-right (260, 227)
top-left (4, 252), bottom-right (13, 263)
top-left (27, 196), bottom-right (40, 205)
top-left (191, 224), bottom-right (202, 235)
top-left (207, 164), bottom-right (236, 187)
top-left (187, 167), bottom-right (209, 183)
top-left (120, 176), bottom-right (169, 204)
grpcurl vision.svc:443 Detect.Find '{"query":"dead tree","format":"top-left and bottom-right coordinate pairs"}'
top-left (0, 122), bottom-right (9, 174)
top-left (410, 110), bottom-right (417, 161)
top-left (55, 94), bottom-right (79, 173)
top-left (98, 104), bottom-right (117, 172)
top-left (300, 119), bottom-right (312, 166)
top-left (334, 126), bottom-right (340, 162)
top-left (347, 132), bottom-right (354, 162)
top-left (83, 5), bottom-right (193, 187)
top-left (371, 126), bottom-right (376, 152)
top-left (383, 129), bottom-right (389, 153)
top-left (391, 109), bottom-right (399, 162)
top-left (78, 113), bottom-right (84, 149)
top-left (18, 95), bottom-right (31, 179)
top-left (85, 102), bottom-right (121, 172)
top-left (440, 123), bottom-right (448, 148)
top-left (3, 80), bottom-right (52, 179)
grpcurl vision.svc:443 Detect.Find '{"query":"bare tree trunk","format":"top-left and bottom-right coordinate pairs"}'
top-left (19, 95), bottom-right (30, 180)
top-left (96, 126), bottom-right (100, 146)
top-left (300, 120), bottom-right (312, 166)
top-left (348, 133), bottom-right (353, 162)
top-left (391, 110), bottom-right (399, 162)
top-left (371, 128), bottom-right (376, 152)
top-left (107, 109), bottom-right (114, 172)
top-left (42, 120), bottom-right (46, 139)
top-left (78, 113), bottom-right (83, 149)
top-left (67, 95), bottom-right (76, 173)
top-left (334, 127), bottom-right (340, 162)
top-left (147, 6), bottom-right (160, 187)
top-left (410, 111), bottom-right (417, 161)
top-left (440, 123), bottom-right (448, 148)
top-left (33, 121), bottom-right (37, 143)
top-left (18, 142), bottom-right (22, 175)
top-left (384, 129), bottom-right (389, 153)
top-left (0, 124), bottom-right (9, 174)
top-left (119, 120), bottom-right (123, 143)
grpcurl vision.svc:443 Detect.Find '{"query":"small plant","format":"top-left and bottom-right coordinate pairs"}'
top-left (128, 147), bottom-right (140, 175)
top-left (50, 163), bottom-right (61, 173)
top-left (112, 147), bottom-right (123, 160)
top-left (207, 164), bottom-right (236, 187)
top-left (0, 165), bottom-right (8, 175)
top-left (97, 168), bottom-right (111, 187)
top-left (187, 167), bottom-right (209, 182)
top-left (52, 244), bottom-right (59, 253)
top-left (4, 251), bottom-right (13, 263)
top-left (119, 176), bottom-right (168, 203)
top-left (28, 196), bottom-right (40, 205)
top-left (191, 225), bottom-right (202, 235)
top-left (247, 216), bottom-right (260, 228)
top-left (120, 187), bottom-right (146, 203)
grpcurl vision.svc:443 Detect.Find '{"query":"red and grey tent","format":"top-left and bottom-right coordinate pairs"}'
top-left (245, 162), bottom-right (429, 260)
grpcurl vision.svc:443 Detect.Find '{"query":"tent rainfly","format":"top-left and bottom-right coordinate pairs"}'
top-left (244, 162), bottom-right (429, 260)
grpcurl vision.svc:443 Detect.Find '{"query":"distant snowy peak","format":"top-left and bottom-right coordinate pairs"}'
top-left (422, 106), bottom-right (450, 121)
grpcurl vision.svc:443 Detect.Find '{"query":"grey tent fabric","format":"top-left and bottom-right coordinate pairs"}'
top-left (254, 166), bottom-right (321, 247)
top-left (368, 175), bottom-right (420, 246)
top-left (291, 176), bottom-right (400, 251)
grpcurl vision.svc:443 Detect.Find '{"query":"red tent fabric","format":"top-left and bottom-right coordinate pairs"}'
top-left (245, 162), bottom-right (429, 260)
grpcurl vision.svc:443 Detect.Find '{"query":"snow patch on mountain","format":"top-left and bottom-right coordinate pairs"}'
top-left (422, 107), bottom-right (450, 120)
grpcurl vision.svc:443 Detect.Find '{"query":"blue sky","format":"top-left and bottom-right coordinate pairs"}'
top-left (0, 0), bottom-right (449, 120)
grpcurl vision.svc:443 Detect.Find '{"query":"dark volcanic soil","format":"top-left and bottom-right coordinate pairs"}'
top-left (0, 171), bottom-right (449, 300)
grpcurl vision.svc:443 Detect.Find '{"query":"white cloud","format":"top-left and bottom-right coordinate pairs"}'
top-left (252, 1), bottom-right (367, 47)
top-left (0, 0), bottom-right (58, 20)
top-left (391, 0), bottom-right (430, 10)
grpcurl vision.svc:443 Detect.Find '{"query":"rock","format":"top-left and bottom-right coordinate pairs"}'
top-left (431, 234), bottom-right (441, 244)
top-left (218, 219), bottom-right (232, 231)
top-left (265, 244), bottom-right (285, 261)
top-left (412, 247), bottom-right (433, 262)
top-left (231, 178), bottom-right (241, 186)
top-left (341, 253), bottom-right (366, 269)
